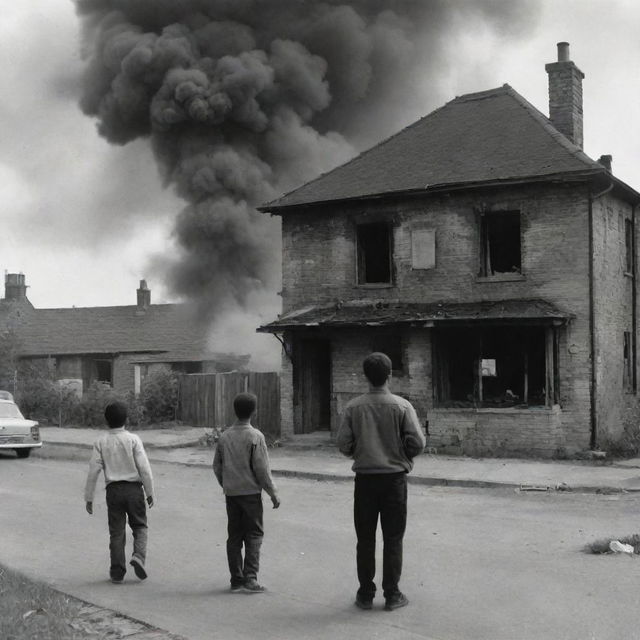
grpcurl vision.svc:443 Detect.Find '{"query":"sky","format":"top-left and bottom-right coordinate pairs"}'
top-left (1, 0), bottom-right (639, 367)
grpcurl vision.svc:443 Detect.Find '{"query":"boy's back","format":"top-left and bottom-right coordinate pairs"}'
top-left (214, 423), bottom-right (277, 498)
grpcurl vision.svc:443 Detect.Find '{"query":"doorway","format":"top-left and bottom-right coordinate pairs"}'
top-left (296, 339), bottom-right (331, 434)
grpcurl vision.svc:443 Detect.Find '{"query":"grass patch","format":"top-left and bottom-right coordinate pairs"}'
top-left (0, 564), bottom-right (102, 639)
top-left (584, 534), bottom-right (640, 554)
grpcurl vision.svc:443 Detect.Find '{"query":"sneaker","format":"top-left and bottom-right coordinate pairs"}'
top-left (355, 595), bottom-right (373, 610)
top-left (243, 580), bottom-right (266, 593)
top-left (129, 557), bottom-right (147, 580)
top-left (385, 592), bottom-right (409, 611)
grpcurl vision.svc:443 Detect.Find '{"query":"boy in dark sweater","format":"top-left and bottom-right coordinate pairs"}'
top-left (213, 392), bottom-right (280, 593)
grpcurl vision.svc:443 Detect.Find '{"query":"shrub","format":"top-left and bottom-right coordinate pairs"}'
top-left (75, 381), bottom-right (120, 427)
top-left (138, 369), bottom-right (178, 424)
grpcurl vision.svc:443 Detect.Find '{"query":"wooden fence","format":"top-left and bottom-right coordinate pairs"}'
top-left (177, 372), bottom-right (280, 438)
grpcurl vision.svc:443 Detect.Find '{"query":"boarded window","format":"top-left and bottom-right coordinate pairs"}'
top-left (357, 222), bottom-right (392, 284)
top-left (625, 218), bottom-right (634, 274)
top-left (434, 325), bottom-right (554, 408)
top-left (479, 211), bottom-right (521, 276)
top-left (411, 228), bottom-right (436, 270)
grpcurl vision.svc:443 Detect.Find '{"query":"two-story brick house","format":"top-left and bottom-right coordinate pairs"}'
top-left (259, 43), bottom-right (640, 457)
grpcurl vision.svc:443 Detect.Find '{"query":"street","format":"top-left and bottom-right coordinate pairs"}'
top-left (2, 455), bottom-right (640, 640)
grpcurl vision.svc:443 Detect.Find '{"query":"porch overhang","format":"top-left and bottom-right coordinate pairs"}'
top-left (257, 299), bottom-right (572, 333)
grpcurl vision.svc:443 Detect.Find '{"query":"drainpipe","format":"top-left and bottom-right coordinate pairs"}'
top-left (588, 180), bottom-right (613, 449)
top-left (633, 203), bottom-right (638, 393)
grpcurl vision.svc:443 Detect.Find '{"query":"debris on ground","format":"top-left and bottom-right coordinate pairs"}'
top-left (609, 540), bottom-right (635, 554)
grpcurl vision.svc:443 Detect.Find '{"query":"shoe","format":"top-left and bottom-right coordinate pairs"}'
top-left (385, 592), bottom-right (409, 611)
top-left (230, 584), bottom-right (244, 593)
top-left (243, 579), bottom-right (266, 593)
top-left (355, 595), bottom-right (373, 610)
top-left (129, 557), bottom-right (147, 580)
top-left (110, 576), bottom-right (124, 584)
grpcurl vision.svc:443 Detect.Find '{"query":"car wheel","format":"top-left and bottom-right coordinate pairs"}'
top-left (15, 448), bottom-right (31, 459)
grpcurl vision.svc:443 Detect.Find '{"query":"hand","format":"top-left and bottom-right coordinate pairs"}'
top-left (147, 495), bottom-right (154, 508)
top-left (271, 495), bottom-right (280, 509)
top-left (85, 501), bottom-right (93, 515)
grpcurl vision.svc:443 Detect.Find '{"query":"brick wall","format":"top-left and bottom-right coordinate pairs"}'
top-left (279, 182), bottom-right (598, 456)
top-left (592, 193), bottom-right (640, 447)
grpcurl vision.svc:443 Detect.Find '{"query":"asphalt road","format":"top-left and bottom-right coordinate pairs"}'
top-left (2, 454), bottom-right (640, 640)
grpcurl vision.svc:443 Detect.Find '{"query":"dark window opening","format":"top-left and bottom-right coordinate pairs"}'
top-left (435, 326), bottom-right (552, 408)
top-left (94, 360), bottom-right (113, 384)
top-left (171, 362), bottom-right (203, 374)
top-left (625, 218), bottom-right (634, 274)
top-left (371, 334), bottom-right (404, 373)
top-left (480, 212), bottom-right (521, 276)
top-left (357, 222), bottom-right (392, 284)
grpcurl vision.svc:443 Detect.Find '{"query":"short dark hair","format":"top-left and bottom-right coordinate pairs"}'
top-left (233, 392), bottom-right (257, 420)
top-left (104, 401), bottom-right (127, 428)
top-left (363, 352), bottom-right (392, 386)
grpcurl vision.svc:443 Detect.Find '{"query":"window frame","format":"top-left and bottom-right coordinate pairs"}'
top-left (478, 210), bottom-right (522, 278)
top-left (356, 221), bottom-right (393, 286)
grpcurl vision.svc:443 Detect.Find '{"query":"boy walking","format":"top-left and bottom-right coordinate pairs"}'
top-left (85, 401), bottom-right (154, 584)
top-left (213, 392), bottom-right (280, 593)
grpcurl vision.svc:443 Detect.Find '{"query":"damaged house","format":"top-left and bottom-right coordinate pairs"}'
top-left (1, 273), bottom-right (248, 397)
top-left (259, 43), bottom-right (640, 457)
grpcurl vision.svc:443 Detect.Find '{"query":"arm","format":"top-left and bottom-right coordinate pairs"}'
top-left (336, 407), bottom-right (355, 457)
top-left (252, 436), bottom-right (280, 508)
top-left (400, 403), bottom-right (426, 459)
top-left (84, 442), bottom-right (104, 511)
top-left (212, 441), bottom-right (224, 488)
top-left (133, 437), bottom-right (155, 507)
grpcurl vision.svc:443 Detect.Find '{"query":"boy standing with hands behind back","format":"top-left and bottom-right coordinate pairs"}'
top-left (85, 401), bottom-right (154, 584)
top-left (213, 392), bottom-right (280, 593)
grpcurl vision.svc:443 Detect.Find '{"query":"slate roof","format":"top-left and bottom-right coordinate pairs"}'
top-left (258, 299), bottom-right (571, 331)
top-left (16, 304), bottom-right (212, 358)
top-left (261, 85), bottom-right (608, 211)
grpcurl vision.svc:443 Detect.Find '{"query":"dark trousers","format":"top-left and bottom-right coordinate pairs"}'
top-left (354, 472), bottom-right (407, 600)
top-left (225, 494), bottom-right (264, 586)
top-left (106, 481), bottom-right (148, 580)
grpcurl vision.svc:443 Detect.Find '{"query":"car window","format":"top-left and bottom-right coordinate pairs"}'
top-left (0, 403), bottom-right (24, 419)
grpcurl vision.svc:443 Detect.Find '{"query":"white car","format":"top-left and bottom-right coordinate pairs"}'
top-left (0, 391), bottom-right (42, 458)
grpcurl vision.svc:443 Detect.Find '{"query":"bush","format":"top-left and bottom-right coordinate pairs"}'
top-left (75, 382), bottom-right (120, 427)
top-left (138, 369), bottom-right (178, 424)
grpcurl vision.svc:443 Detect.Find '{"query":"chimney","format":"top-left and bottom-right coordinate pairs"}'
top-left (4, 273), bottom-right (27, 301)
top-left (136, 279), bottom-right (151, 310)
top-left (545, 42), bottom-right (585, 148)
top-left (598, 154), bottom-right (612, 173)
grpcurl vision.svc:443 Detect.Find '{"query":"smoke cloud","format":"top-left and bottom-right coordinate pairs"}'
top-left (75, 0), bottom-right (538, 336)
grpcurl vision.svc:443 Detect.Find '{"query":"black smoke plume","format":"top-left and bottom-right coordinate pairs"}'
top-left (75, 0), bottom-right (538, 321)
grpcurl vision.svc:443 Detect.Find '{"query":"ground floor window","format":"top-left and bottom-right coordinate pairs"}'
top-left (434, 325), bottom-right (559, 408)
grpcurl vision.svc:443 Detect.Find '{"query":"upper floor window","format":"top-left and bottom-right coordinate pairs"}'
top-left (479, 211), bottom-right (521, 277)
top-left (625, 218), bottom-right (634, 274)
top-left (357, 222), bottom-right (392, 284)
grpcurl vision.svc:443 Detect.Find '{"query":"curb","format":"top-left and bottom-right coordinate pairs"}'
top-left (33, 442), bottom-right (639, 494)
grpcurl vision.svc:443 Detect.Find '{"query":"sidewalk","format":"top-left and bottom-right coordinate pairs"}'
top-left (38, 426), bottom-right (640, 493)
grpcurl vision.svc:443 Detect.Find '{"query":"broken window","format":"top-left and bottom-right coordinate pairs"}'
top-left (479, 211), bottom-right (521, 276)
top-left (371, 333), bottom-right (404, 373)
top-left (625, 218), bottom-right (634, 274)
top-left (434, 325), bottom-right (555, 408)
top-left (623, 331), bottom-right (634, 392)
top-left (357, 222), bottom-right (392, 284)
